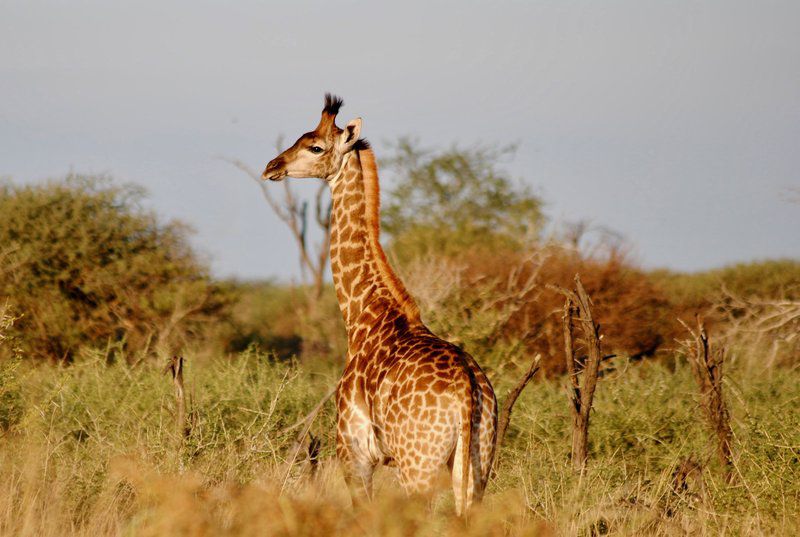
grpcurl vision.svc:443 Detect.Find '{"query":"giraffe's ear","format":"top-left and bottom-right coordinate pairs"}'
top-left (338, 118), bottom-right (362, 151)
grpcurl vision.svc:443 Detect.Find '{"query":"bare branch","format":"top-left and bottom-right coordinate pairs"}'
top-left (163, 355), bottom-right (190, 443)
top-left (217, 157), bottom-right (291, 222)
top-left (679, 318), bottom-right (734, 483)
top-left (279, 386), bottom-right (336, 489)
top-left (221, 151), bottom-right (333, 299)
top-left (314, 183), bottom-right (331, 231)
top-left (495, 354), bottom-right (541, 450)
top-left (550, 274), bottom-right (604, 472)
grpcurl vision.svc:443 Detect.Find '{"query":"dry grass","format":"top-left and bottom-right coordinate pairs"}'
top-left (0, 347), bottom-right (798, 536)
top-left (397, 244), bottom-right (676, 377)
top-left (711, 292), bottom-right (800, 371)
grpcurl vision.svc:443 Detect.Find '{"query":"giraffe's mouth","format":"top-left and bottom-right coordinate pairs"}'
top-left (261, 167), bottom-right (287, 181)
top-left (262, 156), bottom-right (287, 181)
top-left (262, 171), bottom-right (286, 181)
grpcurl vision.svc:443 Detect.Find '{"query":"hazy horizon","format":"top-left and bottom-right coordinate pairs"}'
top-left (2, 1), bottom-right (798, 281)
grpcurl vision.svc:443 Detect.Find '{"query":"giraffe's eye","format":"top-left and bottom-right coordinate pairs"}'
top-left (308, 145), bottom-right (324, 154)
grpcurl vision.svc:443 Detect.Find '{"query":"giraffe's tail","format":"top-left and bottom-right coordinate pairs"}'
top-left (459, 382), bottom-right (475, 517)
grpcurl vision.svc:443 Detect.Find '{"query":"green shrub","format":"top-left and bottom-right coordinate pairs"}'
top-left (381, 138), bottom-right (544, 264)
top-left (652, 259), bottom-right (800, 312)
top-left (224, 281), bottom-right (345, 364)
top-left (0, 175), bottom-right (231, 361)
top-left (401, 243), bottom-right (676, 376)
top-left (0, 358), bottom-right (24, 431)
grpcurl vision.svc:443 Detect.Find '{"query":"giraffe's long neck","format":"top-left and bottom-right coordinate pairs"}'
top-left (328, 148), bottom-right (420, 344)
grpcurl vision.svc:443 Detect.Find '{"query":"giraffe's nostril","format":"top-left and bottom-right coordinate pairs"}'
top-left (262, 157), bottom-right (286, 180)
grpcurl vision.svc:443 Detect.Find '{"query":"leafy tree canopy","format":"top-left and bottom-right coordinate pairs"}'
top-left (0, 175), bottom-right (229, 361)
top-left (380, 138), bottom-right (544, 262)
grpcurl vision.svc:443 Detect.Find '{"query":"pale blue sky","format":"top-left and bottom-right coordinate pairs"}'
top-left (2, 1), bottom-right (798, 281)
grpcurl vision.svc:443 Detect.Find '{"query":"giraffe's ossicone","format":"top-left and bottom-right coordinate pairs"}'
top-left (262, 95), bottom-right (497, 515)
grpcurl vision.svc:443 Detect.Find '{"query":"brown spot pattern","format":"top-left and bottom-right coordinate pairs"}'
top-left (264, 95), bottom-right (498, 515)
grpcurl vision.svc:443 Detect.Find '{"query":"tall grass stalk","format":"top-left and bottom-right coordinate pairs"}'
top-left (0, 349), bottom-right (798, 535)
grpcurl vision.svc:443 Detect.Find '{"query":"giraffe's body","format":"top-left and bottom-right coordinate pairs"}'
top-left (263, 95), bottom-right (497, 514)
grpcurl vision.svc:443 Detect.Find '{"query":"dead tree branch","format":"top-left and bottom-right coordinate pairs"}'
top-left (678, 317), bottom-right (734, 483)
top-left (496, 354), bottom-right (541, 451)
top-left (279, 386), bottom-right (336, 489)
top-left (163, 355), bottom-right (190, 443)
top-left (220, 154), bottom-right (332, 299)
top-left (710, 289), bottom-right (800, 368)
top-left (550, 274), bottom-right (604, 472)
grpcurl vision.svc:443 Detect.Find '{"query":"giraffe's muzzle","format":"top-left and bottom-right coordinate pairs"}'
top-left (262, 157), bottom-right (286, 181)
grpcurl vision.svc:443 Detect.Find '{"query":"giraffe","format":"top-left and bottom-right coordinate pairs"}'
top-left (262, 94), bottom-right (497, 514)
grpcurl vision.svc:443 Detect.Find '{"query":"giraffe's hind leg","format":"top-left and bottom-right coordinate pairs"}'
top-left (396, 456), bottom-right (442, 499)
top-left (336, 407), bottom-right (380, 506)
top-left (449, 430), bottom-right (475, 516)
top-left (450, 387), bottom-right (497, 515)
top-left (339, 453), bottom-right (376, 506)
top-left (337, 432), bottom-right (376, 506)
top-left (394, 425), bottom-right (459, 505)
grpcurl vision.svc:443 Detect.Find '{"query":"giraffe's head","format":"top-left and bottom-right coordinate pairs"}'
top-left (262, 94), bottom-right (363, 182)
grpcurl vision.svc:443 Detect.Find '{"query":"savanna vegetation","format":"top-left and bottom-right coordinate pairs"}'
top-left (0, 143), bottom-right (798, 535)
top-left (0, 176), bottom-right (231, 363)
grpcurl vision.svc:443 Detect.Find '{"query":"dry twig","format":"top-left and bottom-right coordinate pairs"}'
top-left (678, 318), bottom-right (734, 483)
top-left (279, 386), bottom-right (336, 489)
top-left (495, 354), bottom-right (541, 451)
top-left (220, 156), bottom-right (331, 299)
top-left (549, 274), bottom-right (604, 471)
top-left (711, 289), bottom-right (799, 368)
top-left (163, 356), bottom-right (190, 444)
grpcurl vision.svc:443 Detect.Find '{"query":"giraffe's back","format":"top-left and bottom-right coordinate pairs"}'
top-left (350, 325), bottom-right (497, 493)
top-left (335, 305), bottom-right (497, 508)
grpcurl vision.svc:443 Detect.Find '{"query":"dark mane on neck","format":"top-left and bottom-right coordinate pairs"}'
top-left (357, 148), bottom-right (421, 323)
